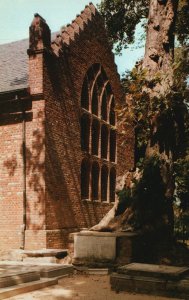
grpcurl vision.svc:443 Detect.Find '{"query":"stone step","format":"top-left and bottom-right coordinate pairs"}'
top-left (0, 249), bottom-right (68, 262)
top-left (23, 249), bottom-right (68, 258)
top-left (0, 264), bottom-right (74, 280)
top-left (117, 263), bottom-right (189, 280)
top-left (39, 265), bottom-right (73, 278)
top-left (0, 277), bottom-right (57, 300)
top-left (0, 271), bottom-right (40, 288)
top-left (23, 257), bottom-right (57, 264)
top-left (22, 249), bottom-right (68, 264)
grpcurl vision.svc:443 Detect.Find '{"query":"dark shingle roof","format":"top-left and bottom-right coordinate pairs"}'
top-left (0, 39), bottom-right (28, 93)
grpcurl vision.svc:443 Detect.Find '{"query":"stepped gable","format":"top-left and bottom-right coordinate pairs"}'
top-left (51, 2), bottom-right (103, 56)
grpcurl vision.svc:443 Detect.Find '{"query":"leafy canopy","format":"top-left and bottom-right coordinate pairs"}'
top-left (99, 0), bottom-right (189, 52)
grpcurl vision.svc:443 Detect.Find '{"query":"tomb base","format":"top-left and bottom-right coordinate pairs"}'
top-left (72, 231), bottom-right (140, 267)
top-left (110, 263), bottom-right (189, 298)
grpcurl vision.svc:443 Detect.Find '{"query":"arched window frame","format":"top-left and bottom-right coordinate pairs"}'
top-left (109, 96), bottom-right (116, 126)
top-left (100, 81), bottom-right (109, 121)
top-left (80, 63), bottom-right (117, 203)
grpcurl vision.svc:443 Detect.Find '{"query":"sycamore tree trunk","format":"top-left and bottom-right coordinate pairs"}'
top-left (90, 0), bottom-right (179, 233)
top-left (143, 0), bottom-right (178, 85)
top-left (142, 0), bottom-right (178, 231)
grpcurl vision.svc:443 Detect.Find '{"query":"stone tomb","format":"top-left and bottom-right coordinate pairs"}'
top-left (110, 263), bottom-right (189, 298)
top-left (73, 231), bottom-right (140, 266)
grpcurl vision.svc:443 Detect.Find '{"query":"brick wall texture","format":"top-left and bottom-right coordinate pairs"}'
top-left (0, 4), bottom-right (134, 250)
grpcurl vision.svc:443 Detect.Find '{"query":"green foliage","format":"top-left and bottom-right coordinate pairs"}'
top-left (99, 0), bottom-right (189, 53)
top-left (119, 69), bottom-right (174, 158)
top-left (174, 208), bottom-right (189, 241)
top-left (116, 49), bottom-right (189, 231)
top-left (175, 0), bottom-right (189, 46)
top-left (98, 0), bottom-right (149, 53)
top-left (173, 47), bottom-right (189, 92)
top-left (99, 0), bottom-right (189, 233)
top-left (117, 47), bottom-right (189, 162)
top-left (119, 68), bottom-right (150, 152)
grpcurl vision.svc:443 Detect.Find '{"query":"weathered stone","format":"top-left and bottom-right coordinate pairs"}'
top-left (117, 263), bottom-right (189, 280)
top-left (73, 231), bottom-right (140, 266)
top-left (73, 231), bottom-right (116, 262)
top-left (0, 271), bottom-right (40, 288)
top-left (110, 263), bottom-right (189, 298)
top-left (0, 278), bottom-right (57, 300)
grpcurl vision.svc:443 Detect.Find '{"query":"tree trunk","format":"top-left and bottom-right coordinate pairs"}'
top-left (142, 0), bottom-right (178, 232)
top-left (90, 0), bottom-right (179, 233)
top-left (143, 0), bottom-right (178, 89)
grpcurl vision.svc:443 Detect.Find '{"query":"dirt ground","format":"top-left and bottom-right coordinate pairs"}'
top-left (8, 274), bottom-right (183, 300)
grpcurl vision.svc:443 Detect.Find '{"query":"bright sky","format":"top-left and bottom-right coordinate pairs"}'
top-left (0, 0), bottom-right (144, 74)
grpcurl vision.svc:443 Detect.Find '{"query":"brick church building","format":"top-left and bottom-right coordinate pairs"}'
top-left (0, 3), bottom-right (134, 250)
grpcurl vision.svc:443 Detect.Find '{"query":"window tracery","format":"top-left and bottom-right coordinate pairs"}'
top-left (80, 63), bottom-right (117, 202)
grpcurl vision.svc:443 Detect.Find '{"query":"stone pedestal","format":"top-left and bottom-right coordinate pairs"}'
top-left (73, 231), bottom-right (139, 266)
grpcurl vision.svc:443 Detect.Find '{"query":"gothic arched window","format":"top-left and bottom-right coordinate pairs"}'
top-left (109, 96), bottom-right (115, 126)
top-left (80, 64), bottom-right (117, 202)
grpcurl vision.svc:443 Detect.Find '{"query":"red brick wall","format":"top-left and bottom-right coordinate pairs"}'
top-left (0, 119), bottom-right (23, 249)
top-left (0, 8), bottom-right (134, 251)
top-left (43, 14), bottom-right (134, 248)
top-left (24, 100), bottom-right (47, 249)
top-left (0, 97), bottom-right (47, 250)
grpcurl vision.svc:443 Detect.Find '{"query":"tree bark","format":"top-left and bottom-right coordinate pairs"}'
top-left (142, 0), bottom-right (178, 232)
top-left (143, 0), bottom-right (178, 90)
top-left (143, 1), bottom-right (178, 163)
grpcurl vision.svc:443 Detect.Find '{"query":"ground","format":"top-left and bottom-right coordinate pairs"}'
top-left (7, 274), bottom-right (183, 300)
